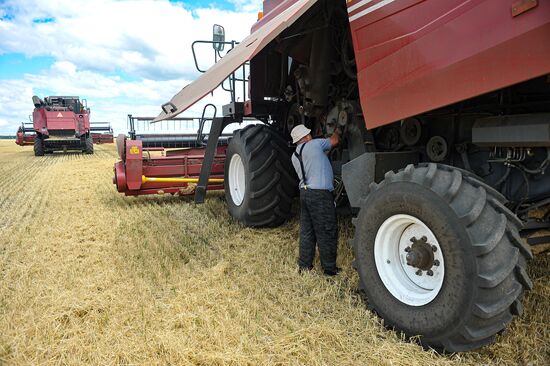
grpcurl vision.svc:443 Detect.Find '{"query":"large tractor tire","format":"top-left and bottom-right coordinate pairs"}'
top-left (34, 134), bottom-right (44, 156)
top-left (352, 163), bottom-right (533, 352)
top-left (224, 124), bottom-right (298, 227)
top-left (85, 134), bottom-right (94, 154)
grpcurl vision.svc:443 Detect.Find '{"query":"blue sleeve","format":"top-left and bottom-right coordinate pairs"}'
top-left (317, 138), bottom-right (331, 152)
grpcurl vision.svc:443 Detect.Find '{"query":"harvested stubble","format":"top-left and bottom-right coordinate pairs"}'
top-left (0, 140), bottom-right (548, 365)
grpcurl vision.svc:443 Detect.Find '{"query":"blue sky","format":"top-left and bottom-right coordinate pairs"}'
top-left (0, 0), bottom-right (261, 134)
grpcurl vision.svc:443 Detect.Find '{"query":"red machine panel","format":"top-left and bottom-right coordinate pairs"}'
top-left (125, 140), bottom-right (144, 191)
top-left (347, 0), bottom-right (550, 129)
top-left (43, 111), bottom-right (78, 130)
top-left (92, 133), bottom-right (114, 144)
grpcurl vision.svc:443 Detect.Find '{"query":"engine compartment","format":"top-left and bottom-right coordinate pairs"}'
top-left (249, 0), bottom-right (550, 219)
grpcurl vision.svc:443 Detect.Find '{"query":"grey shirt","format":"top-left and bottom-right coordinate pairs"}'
top-left (291, 138), bottom-right (334, 191)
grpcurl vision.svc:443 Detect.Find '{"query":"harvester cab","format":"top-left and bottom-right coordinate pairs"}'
top-left (32, 95), bottom-right (94, 156)
top-left (41, 96), bottom-right (86, 113)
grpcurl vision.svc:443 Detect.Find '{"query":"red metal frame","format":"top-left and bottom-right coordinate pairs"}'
top-left (16, 128), bottom-right (112, 146)
top-left (33, 108), bottom-right (91, 137)
top-left (15, 131), bottom-right (35, 146)
top-left (256, 1), bottom-right (550, 129)
top-left (91, 133), bottom-right (114, 144)
top-left (113, 136), bottom-right (226, 197)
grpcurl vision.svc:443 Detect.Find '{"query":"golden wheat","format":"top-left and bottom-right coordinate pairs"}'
top-left (0, 141), bottom-right (548, 365)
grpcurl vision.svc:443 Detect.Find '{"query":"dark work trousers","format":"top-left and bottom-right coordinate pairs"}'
top-left (299, 188), bottom-right (338, 271)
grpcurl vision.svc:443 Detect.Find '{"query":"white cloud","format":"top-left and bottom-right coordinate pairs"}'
top-left (51, 61), bottom-right (77, 76)
top-left (0, 0), bottom-right (257, 80)
top-left (0, 61), bottom-right (241, 134)
top-left (0, 80), bottom-right (35, 131)
top-left (0, 0), bottom-right (259, 135)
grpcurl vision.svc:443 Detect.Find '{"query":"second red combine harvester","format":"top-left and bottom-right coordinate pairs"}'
top-left (31, 95), bottom-right (96, 156)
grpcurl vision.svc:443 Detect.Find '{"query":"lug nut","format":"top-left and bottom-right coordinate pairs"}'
top-left (404, 247), bottom-right (411, 253)
top-left (421, 236), bottom-right (427, 242)
top-left (415, 270), bottom-right (423, 276)
top-left (427, 270), bottom-right (434, 276)
top-left (410, 237), bottom-right (416, 242)
top-left (432, 245), bottom-right (438, 252)
top-left (433, 260), bottom-right (440, 266)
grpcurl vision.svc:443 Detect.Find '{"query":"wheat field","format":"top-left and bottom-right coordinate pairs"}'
top-left (0, 140), bottom-right (548, 365)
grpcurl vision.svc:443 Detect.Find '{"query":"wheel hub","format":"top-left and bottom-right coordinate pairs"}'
top-left (405, 236), bottom-right (435, 271)
top-left (228, 154), bottom-right (246, 206)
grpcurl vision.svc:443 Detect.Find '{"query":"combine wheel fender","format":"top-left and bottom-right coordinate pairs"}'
top-left (352, 163), bottom-right (532, 352)
top-left (224, 124), bottom-right (298, 227)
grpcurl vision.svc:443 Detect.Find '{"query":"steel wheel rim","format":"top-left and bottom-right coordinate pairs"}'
top-left (374, 214), bottom-right (445, 306)
top-left (229, 154), bottom-right (246, 206)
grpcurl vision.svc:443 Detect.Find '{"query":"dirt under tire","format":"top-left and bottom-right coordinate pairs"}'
top-left (85, 134), bottom-right (94, 154)
top-left (224, 124), bottom-right (297, 227)
top-left (34, 134), bottom-right (44, 156)
top-left (352, 163), bottom-right (533, 352)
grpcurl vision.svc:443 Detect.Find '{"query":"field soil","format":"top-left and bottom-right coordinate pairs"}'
top-left (0, 140), bottom-right (548, 365)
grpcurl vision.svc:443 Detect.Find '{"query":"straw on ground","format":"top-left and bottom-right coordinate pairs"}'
top-left (0, 141), bottom-right (548, 365)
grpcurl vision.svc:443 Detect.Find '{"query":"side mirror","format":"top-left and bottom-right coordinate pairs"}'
top-left (213, 24), bottom-right (225, 52)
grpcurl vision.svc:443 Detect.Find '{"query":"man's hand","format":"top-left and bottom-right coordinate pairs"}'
top-left (330, 128), bottom-right (341, 148)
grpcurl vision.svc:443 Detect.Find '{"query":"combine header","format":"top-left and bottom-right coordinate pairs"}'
top-left (90, 122), bottom-right (114, 144)
top-left (15, 123), bottom-right (35, 146)
top-left (17, 121), bottom-right (114, 147)
top-left (113, 135), bottom-right (226, 197)
top-left (113, 113), bottom-right (240, 196)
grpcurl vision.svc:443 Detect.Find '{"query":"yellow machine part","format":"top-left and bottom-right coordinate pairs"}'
top-left (141, 176), bottom-right (224, 184)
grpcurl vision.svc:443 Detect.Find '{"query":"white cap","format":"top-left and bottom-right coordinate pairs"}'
top-left (291, 124), bottom-right (311, 144)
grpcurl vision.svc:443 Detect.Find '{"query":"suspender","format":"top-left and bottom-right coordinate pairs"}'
top-left (294, 142), bottom-right (309, 188)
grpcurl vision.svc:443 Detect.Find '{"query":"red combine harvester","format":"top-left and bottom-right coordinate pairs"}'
top-left (32, 95), bottom-right (95, 155)
top-left (115, 0), bottom-right (550, 351)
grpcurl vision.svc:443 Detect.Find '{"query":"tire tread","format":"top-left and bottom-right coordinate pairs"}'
top-left (225, 125), bottom-right (297, 227)
top-left (352, 163), bottom-right (532, 352)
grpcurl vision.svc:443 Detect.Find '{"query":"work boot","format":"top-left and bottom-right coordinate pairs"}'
top-left (298, 265), bottom-right (313, 274)
top-left (323, 267), bottom-right (342, 277)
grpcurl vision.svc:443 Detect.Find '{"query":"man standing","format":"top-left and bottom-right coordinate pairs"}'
top-left (290, 124), bottom-right (341, 276)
